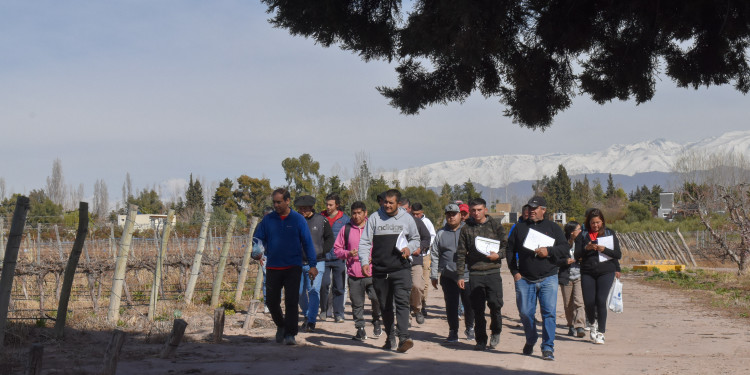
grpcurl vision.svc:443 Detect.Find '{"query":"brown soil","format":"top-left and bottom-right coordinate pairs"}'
top-left (7, 268), bottom-right (750, 374)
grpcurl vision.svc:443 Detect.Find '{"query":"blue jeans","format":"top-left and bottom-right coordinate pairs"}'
top-left (299, 261), bottom-right (325, 323)
top-left (515, 274), bottom-right (558, 352)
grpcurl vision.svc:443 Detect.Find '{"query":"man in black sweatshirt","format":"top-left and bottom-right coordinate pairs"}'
top-left (507, 196), bottom-right (569, 361)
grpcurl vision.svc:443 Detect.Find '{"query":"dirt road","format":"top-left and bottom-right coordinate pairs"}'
top-left (48, 268), bottom-right (750, 374)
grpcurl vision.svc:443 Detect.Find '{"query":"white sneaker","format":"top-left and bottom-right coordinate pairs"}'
top-left (590, 327), bottom-right (598, 341)
top-left (593, 332), bottom-right (605, 344)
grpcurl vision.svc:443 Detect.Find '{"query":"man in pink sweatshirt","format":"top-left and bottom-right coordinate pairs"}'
top-left (333, 201), bottom-right (382, 341)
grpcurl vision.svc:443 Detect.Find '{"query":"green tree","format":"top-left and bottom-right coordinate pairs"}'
top-left (461, 180), bottom-right (481, 202)
top-left (592, 179), bottom-right (605, 203)
top-left (185, 174), bottom-right (204, 211)
top-left (128, 189), bottom-right (165, 214)
top-left (27, 190), bottom-right (64, 225)
top-left (402, 186), bottom-right (442, 222)
top-left (366, 176), bottom-right (391, 213)
top-left (262, 0), bottom-right (750, 128)
top-left (212, 178), bottom-right (238, 211)
top-left (545, 164), bottom-right (573, 214)
top-left (234, 175), bottom-right (273, 216)
top-left (605, 173), bottom-right (616, 199)
top-left (282, 153), bottom-right (322, 197)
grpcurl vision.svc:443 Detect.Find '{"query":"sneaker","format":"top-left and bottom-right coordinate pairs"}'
top-left (576, 327), bottom-right (586, 338)
top-left (594, 332), bottom-right (605, 344)
top-left (352, 327), bottom-right (367, 341)
top-left (567, 326), bottom-right (575, 336)
top-left (275, 327), bottom-right (285, 343)
top-left (382, 336), bottom-right (396, 351)
top-left (283, 335), bottom-right (297, 345)
top-left (590, 327), bottom-right (598, 341)
top-left (414, 311), bottom-right (425, 325)
top-left (464, 327), bottom-right (475, 341)
top-left (334, 315), bottom-right (345, 323)
top-left (542, 350), bottom-right (555, 361)
top-left (300, 317), bottom-right (308, 330)
top-left (421, 306), bottom-right (428, 318)
top-left (372, 321), bottom-right (383, 337)
top-left (397, 338), bottom-right (414, 353)
top-left (264, 305), bottom-right (270, 314)
top-left (585, 320), bottom-right (597, 332)
top-left (489, 333), bottom-right (500, 349)
top-left (304, 322), bottom-right (316, 333)
top-left (319, 312), bottom-right (328, 322)
top-left (446, 330), bottom-right (459, 343)
top-left (522, 343), bottom-right (533, 355)
top-left (473, 342), bottom-right (487, 351)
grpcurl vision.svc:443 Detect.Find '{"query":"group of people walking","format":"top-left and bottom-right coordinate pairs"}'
top-left (253, 188), bottom-right (621, 360)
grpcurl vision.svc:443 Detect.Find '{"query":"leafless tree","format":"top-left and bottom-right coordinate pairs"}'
top-left (93, 179), bottom-right (109, 220)
top-left (122, 172), bottom-right (132, 205)
top-left (674, 150), bottom-right (750, 274)
top-left (46, 158), bottom-right (66, 206)
top-left (0, 177), bottom-right (5, 200)
top-left (67, 183), bottom-right (85, 211)
top-left (350, 151), bottom-right (372, 202)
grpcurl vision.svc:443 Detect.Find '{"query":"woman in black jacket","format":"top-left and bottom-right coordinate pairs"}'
top-left (574, 209), bottom-right (621, 345)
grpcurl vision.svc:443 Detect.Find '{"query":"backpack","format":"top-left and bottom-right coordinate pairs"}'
top-left (343, 223), bottom-right (352, 250)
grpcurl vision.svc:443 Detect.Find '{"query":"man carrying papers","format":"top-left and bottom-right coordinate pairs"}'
top-left (456, 198), bottom-right (507, 351)
top-left (507, 196), bottom-right (569, 361)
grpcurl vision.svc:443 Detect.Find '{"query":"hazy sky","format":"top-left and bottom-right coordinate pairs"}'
top-left (2, 1), bottom-right (748, 203)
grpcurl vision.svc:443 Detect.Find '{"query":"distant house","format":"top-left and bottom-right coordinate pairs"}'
top-left (550, 212), bottom-right (567, 224)
top-left (117, 213), bottom-right (176, 231)
top-left (489, 202), bottom-right (512, 224)
top-left (657, 192), bottom-right (675, 219)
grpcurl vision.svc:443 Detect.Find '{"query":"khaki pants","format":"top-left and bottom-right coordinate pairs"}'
top-left (421, 256), bottom-right (431, 307)
top-left (410, 265), bottom-right (424, 312)
top-left (560, 278), bottom-right (586, 329)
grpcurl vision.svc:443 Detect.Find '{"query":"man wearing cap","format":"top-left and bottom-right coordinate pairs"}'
top-left (456, 197), bottom-right (506, 351)
top-left (295, 195), bottom-right (334, 332)
top-left (253, 188), bottom-right (318, 345)
top-left (430, 204), bottom-right (475, 342)
top-left (359, 189), bottom-right (421, 353)
top-left (458, 203), bottom-right (470, 222)
top-left (507, 196), bottom-right (569, 361)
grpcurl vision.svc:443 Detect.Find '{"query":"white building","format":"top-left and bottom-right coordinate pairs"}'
top-left (117, 213), bottom-right (176, 231)
top-left (657, 192), bottom-right (674, 219)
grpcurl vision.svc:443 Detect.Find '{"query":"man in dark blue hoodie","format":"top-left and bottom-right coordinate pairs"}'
top-left (320, 193), bottom-right (349, 322)
top-left (254, 188), bottom-right (318, 346)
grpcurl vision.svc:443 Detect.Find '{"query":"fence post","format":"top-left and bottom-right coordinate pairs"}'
top-left (184, 212), bottom-right (211, 304)
top-left (54, 203), bottom-right (89, 339)
top-left (101, 330), bottom-right (126, 375)
top-left (53, 225), bottom-right (64, 300)
top-left (160, 319), bottom-right (188, 359)
top-left (243, 299), bottom-right (260, 331)
top-left (210, 214), bottom-right (237, 307)
top-left (107, 205), bottom-right (138, 323)
top-left (234, 217), bottom-right (259, 304)
top-left (148, 210), bottom-right (175, 321)
top-left (0, 196), bottom-right (31, 346)
top-left (213, 307), bottom-right (225, 343)
top-left (0, 217), bottom-right (5, 263)
top-left (676, 228), bottom-right (698, 267)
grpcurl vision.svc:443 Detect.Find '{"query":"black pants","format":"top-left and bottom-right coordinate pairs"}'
top-left (373, 268), bottom-right (412, 341)
top-left (469, 272), bottom-right (504, 345)
top-left (581, 272), bottom-right (615, 333)
top-left (320, 259), bottom-right (346, 318)
top-left (441, 275), bottom-right (475, 333)
top-left (348, 276), bottom-right (381, 328)
top-left (266, 266), bottom-right (302, 337)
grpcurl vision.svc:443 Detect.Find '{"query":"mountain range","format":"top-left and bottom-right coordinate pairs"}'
top-left (383, 130), bottom-right (750, 199)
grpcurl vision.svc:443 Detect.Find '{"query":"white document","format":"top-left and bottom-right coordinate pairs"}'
top-left (597, 236), bottom-right (614, 262)
top-left (475, 236), bottom-right (501, 256)
top-left (523, 229), bottom-right (556, 252)
top-left (396, 231), bottom-right (412, 262)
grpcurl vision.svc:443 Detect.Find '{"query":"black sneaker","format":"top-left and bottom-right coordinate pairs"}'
top-left (567, 326), bottom-right (575, 336)
top-left (275, 327), bottom-right (285, 343)
top-left (489, 333), bottom-right (500, 349)
top-left (464, 327), bottom-right (475, 341)
top-left (304, 322), bottom-right (316, 333)
top-left (522, 343), bottom-right (533, 355)
top-left (352, 327), bottom-right (367, 341)
top-left (300, 317), bottom-right (308, 330)
top-left (473, 342), bottom-right (487, 351)
top-left (334, 315), bottom-right (345, 323)
top-left (421, 306), bottom-right (428, 318)
top-left (397, 338), bottom-right (414, 353)
top-left (576, 327), bottom-right (586, 338)
top-left (372, 321), bottom-right (383, 337)
top-left (542, 350), bottom-right (555, 361)
top-left (382, 336), bottom-right (396, 351)
top-left (445, 330), bottom-right (459, 343)
top-left (414, 311), bottom-right (425, 325)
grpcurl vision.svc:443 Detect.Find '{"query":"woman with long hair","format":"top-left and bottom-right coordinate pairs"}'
top-left (574, 209), bottom-right (621, 344)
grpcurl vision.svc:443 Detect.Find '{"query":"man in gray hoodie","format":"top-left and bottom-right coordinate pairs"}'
top-left (430, 204), bottom-right (475, 343)
top-left (359, 189), bottom-right (421, 353)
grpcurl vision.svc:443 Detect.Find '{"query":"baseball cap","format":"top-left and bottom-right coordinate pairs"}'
top-left (294, 195), bottom-right (316, 207)
top-left (458, 204), bottom-right (469, 213)
top-left (527, 196), bottom-right (547, 208)
top-left (444, 203), bottom-right (460, 213)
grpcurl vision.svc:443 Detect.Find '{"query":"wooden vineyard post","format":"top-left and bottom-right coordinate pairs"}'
top-left (160, 319), bottom-right (188, 359)
top-left (107, 204), bottom-right (138, 323)
top-left (0, 217), bottom-right (5, 263)
top-left (53, 225), bottom-right (64, 300)
top-left (210, 214), bottom-right (237, 307)
top-left (234, 217), bottom-right (259, 304)
top-left (243, 299), bottom-right (260, 331)
top-left (35, 224), bottom-right (45, 322)
top-left (184, 211), bottom-right (211, 304)
top-left (101, 330), bottom-right (126, 375)
top-left (676, 228), bottom-right (698, 267)
top-left (148, 209), bottom-right (175, 321)
top-left (0, 196), bottom-right (30, 346)
top-left (25, 344), bottom-right (44, 375)
top-left (54, 203), bottom-right (89, 339)
top-left (213, 307), bottom-right (225, 343)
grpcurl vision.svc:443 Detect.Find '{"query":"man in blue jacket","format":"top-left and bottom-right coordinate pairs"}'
top-left (320, 193), bottom-right (350, 322)
top-left (254, 188), bottom-right (318, 345)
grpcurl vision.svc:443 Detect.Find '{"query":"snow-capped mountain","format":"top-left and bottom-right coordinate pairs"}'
top-left (384, 130), bottom-right (750, 188)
